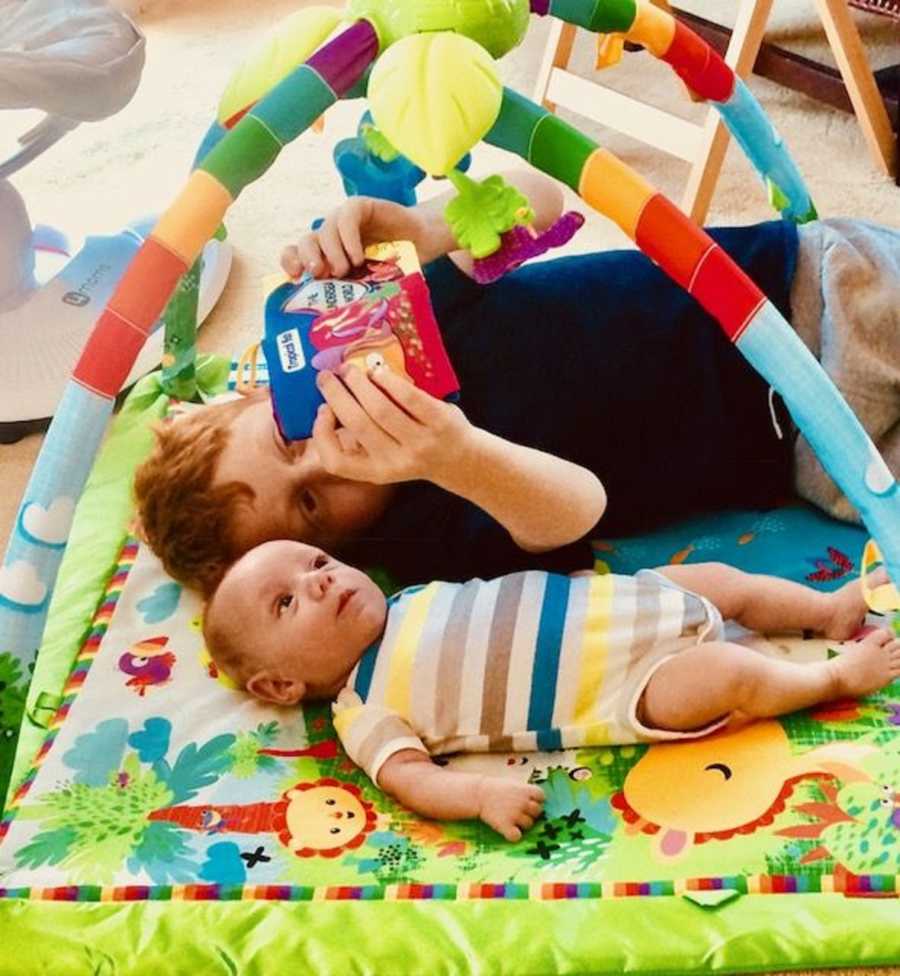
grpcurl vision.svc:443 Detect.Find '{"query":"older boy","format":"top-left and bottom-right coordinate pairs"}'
top-left (135, 172), bottom-right (899, 591)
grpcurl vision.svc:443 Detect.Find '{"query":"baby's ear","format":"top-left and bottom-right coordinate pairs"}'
top-left (246, 671), bottom-right (306, 706)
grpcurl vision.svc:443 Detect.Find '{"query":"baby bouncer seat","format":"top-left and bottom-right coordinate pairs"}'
top-left (0, 0), bottom-right (230, 442)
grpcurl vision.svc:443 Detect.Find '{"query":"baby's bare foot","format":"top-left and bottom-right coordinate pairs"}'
top-left (823, 569), bottom-right (888, 640)
top-left (828, 628), bottom-right (900, 699)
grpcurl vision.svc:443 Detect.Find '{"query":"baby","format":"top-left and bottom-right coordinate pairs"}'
top-left (203, 540), bottom-right (900, 841)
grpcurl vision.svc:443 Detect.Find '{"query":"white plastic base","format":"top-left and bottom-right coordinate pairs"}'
top-left (0, 224), bottom-right (232, 434)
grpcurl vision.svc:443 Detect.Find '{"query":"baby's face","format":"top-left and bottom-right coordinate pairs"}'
top-left (214, 394), bottom-right (395, 555)
top-left (211, 540), bottom-right (388, 700)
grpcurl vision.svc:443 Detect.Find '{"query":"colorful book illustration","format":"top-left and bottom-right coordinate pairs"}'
top-left (261, 241), bottom-right (459, 442)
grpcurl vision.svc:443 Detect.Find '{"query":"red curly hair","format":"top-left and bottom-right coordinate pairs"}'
top-left (133, 392), bottom-right (267, 595)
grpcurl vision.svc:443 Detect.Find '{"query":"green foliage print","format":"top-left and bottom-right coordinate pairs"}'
top-left (17, 753), bottom-right (173, 883)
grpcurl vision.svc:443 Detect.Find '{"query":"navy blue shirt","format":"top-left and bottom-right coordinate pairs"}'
top-left (343, 221), bottom-right (799, 586)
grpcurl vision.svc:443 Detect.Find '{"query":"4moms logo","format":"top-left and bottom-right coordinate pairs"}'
top-left (60, 263), bottom-right (112, 309)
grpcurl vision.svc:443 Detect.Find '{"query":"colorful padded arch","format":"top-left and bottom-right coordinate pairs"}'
top-left (1, 0), bottom-right (897, 806)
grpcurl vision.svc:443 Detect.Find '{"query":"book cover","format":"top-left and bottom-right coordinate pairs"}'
top-left (262, 241), bottom-right (459, 442)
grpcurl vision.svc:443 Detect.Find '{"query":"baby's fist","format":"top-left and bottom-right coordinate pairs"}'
top-left (477, 777), bottom-right (545, 842)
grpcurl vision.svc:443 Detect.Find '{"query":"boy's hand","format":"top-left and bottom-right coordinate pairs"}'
top-left (476, 777), bottom-right (545, 842)
top-left (281, 197), bottom-right (434, 280)
top-left (312, 364), bottom-right (472, 486)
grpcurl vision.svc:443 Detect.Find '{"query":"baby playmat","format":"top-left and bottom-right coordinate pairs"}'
top-left (2, 1), bottom-right (899, 972)
top-left (1, 380), bottom-right (899, 975)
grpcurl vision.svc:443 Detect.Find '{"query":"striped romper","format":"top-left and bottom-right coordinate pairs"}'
top-left (333, 569), bottom-right (728, 784)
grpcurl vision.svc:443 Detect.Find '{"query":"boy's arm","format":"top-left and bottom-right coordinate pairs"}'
top-left (281, 169), bottom-right (564, 281)
top-left (378, 750), bottom-right (545, 842)
top-left (316, 365), bottom-right (607, 552)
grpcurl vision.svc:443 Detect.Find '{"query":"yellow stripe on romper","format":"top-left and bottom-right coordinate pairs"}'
top-left (573, 574), bottom-right (614, 728)
top-left (384, 583), bottom-right (440, 716)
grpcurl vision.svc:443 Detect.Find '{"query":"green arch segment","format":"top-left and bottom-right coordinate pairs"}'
top-left (550, 0), bottom-right (637, 33)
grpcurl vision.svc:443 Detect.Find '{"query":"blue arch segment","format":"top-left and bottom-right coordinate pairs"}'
top-left (715, 79), bottom-right (816, 223)
top-left (737, 301), bottom-right (900, 582)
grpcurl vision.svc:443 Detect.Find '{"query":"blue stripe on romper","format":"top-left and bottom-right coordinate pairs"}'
top-left (353, 641), bottom-right (379, 699)
top-left (527, 574), bottom-right (571, 751)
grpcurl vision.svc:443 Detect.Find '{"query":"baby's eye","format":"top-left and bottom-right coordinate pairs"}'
top-left (329, 826), bottom-right (341, 835)
top-left (276, 594), bottom-right (294, 616)
top-left (300, 489), bottom-right (317, 514)
top-left (325, 798), bottom-right (336, 805)
top-left (313, 553), bottom-right (329, 570)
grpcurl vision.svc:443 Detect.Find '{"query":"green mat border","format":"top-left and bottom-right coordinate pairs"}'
top-left (1, 895), bottom-right (900, 974)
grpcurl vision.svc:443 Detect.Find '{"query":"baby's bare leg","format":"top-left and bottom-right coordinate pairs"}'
top-left (655, 562), bottom-right (877, 639)
top-left (642, 630), bottom-right (900, 732)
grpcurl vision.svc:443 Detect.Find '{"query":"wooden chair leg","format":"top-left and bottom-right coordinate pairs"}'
top-left (813, 0), bottom-right (897, 176)
top-left (534, 20), bottom-right (578, 112)
top-left (682, 0), bottom-right (776, 222)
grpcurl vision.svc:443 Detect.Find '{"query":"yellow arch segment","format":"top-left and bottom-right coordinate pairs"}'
top-left (627, 0), bottom-right (676, 57)
top-left (153, 170), bottom-right (233, 266)
top-left (578, 148), bottom-right (656, 241)
top-left (594, 0), bottom-right (675, 69)
top-left (217, 6), bottom-right (344, 125)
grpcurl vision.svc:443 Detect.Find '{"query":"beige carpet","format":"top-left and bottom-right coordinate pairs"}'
top-left (1, 3), bottom-right (900, 972)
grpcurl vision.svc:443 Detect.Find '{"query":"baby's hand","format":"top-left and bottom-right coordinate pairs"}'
top-left (476, 777), bottom-right (545, 842)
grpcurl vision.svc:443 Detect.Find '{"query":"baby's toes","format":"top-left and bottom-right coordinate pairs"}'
top-left (861, 628), bottom-right (894, 648)
top-left (889, 640), bottom-right (900, 676)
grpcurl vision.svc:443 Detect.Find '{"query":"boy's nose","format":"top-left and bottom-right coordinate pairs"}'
top-left (287, 438), bottom-right (309, 463)
top-left (293, 440), bottom-right (329, 481)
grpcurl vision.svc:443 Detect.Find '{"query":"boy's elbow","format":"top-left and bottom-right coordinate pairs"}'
top-left (589, 479), bottom-right (607, 528)
top-left (514, 485), bottom-right (606, 554)
top-left (570, 481), bottom-right (607, 547)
